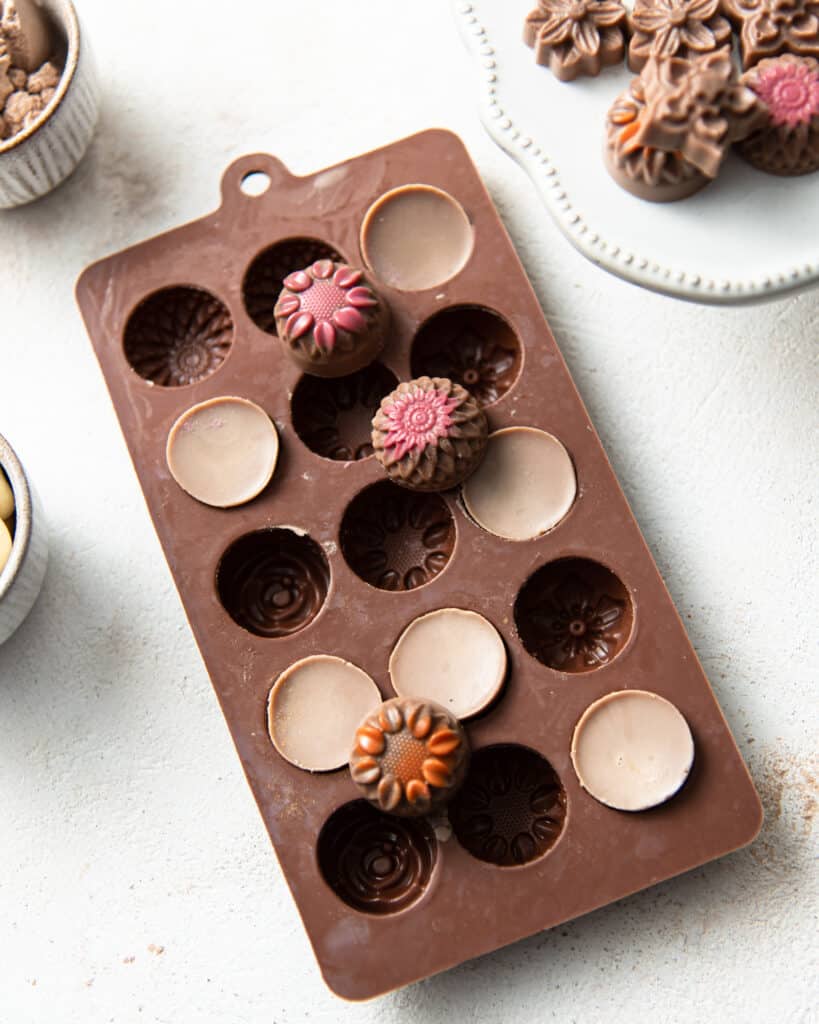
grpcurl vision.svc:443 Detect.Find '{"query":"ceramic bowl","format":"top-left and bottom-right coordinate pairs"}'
top-left (0, 0), bottom-right (100, 208)
top-left (0, 434), bottom-right (48, 646)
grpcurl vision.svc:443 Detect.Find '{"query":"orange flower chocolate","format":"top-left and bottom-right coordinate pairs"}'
top-left (350, 698), bottom-right (470, 817)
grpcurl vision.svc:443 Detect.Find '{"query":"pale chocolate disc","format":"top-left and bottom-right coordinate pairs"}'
top-left (389, 608), bottom-right (507, 719)
top-left (571, 690), bottom-right (695, 812)
top-left (361, 185), bottom-right (474, 291)
top-left (268, 656), bottom-right (382, 772)
top-left (166, 396), bottom-right (279, 508)
top-left (461, 426), bottom-right (576, 541)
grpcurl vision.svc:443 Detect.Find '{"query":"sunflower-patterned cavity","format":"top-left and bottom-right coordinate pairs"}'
top-left (123, 287), bottom-right (233, 387)
top-left (351, 697), bottom-right (470, 817)
top-left (274, 260), bottom-right (389, 378)
top-left (291, 362), bottom-right (398, 461)
top-left (317, 800), bottom-right (437, 915)
top-left (514, 557), bottom-right (633, 673)
top-left (243, 238), bottom-right (343, 335)
top-left (340, 481), bottom-right (455, 592)
top-left (410, 307), bottom-right (522, 408)
top-left (217, 528), bottom-right (330, 638)
top-left (371, 377), bottom-right (488, 492)
top-left (449, 745), bottom-right (567, 867)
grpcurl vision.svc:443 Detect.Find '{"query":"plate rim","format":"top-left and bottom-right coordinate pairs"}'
top-left (453, 0), bottom-right (819, 306)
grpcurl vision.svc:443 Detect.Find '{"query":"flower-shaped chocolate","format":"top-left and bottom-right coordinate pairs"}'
top-left (739, 54), bottom-right (819, 172)
top-left (524, 0), bottom-right (628, 81)
top-left (350, 698), bottom-right (470, 817)
top-left (371, 377), bottom-right (488, 492)
top-left (274, 260), bottom-right (389, 378)
top-left (627, 53), bottom-right (767, 178)
top-left (721, 0), bottom-right (819, 69)
top-left (628, 0), bottom-right (733, 72)
top-left (605, 75), bottom-right (709, 199)
top-left (527, 573), bottom-right (627, 671)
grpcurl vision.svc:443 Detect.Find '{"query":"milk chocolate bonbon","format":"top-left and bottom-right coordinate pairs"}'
top-left (738, 54), bottom-right (819, 173)
top-left (371, 376), bottom-right (488, 492)
top-left (274, 260), bottom-right (388, 378)
top-left (350, 697), bottom-right (469, 817)
top-left (524, 0), bottom-right (628, 81)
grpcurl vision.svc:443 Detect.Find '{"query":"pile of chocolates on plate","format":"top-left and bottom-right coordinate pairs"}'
top-left (525, 0), bottom-right (819, 199)
top-left (77, 132), bottom-right (762, 999)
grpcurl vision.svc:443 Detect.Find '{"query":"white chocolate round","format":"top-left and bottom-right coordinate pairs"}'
top-left (389, 608), bottom-right (507, 719)
top-left (268, 656), bottom-right (382, 772)
top-left (166, 396), bottom-right (279, 508)
top-left (571, 690), bottom-right (695, 812)
top-left (461, 427), bottom-right (576, 541)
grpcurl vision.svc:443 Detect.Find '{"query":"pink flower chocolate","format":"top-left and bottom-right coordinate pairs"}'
top-left (274, 260), bottom-right (389, 378)
top-left (371, 376), bottom-right (488, 492)
top-left (738, 54), bottom-right (819, 173)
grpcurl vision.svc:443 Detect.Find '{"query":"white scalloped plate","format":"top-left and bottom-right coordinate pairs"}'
top-left (454, 0), bottom-right (819, 304)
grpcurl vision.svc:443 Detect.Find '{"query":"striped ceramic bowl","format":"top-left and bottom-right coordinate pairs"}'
top-left (0, 0), bottom-right (99, 208)
top-left (0, 434), bottom-right (48, 646)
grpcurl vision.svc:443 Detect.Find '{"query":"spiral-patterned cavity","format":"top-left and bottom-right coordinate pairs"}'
top-left (124, 287), bottom-right (233, 387)
top-left (318, 800), bottom-right (437, 914)
top-left (217, 529), bottom-right (330, 638)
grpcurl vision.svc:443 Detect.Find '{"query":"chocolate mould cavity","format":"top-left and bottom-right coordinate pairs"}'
top-left (340, 481), bottom-right (455, 591)
top-left (243, 238), bottom-right (343, 335)
top-left (291, 362), bottom-right (399, 461)
top-left (317, 800), bottom-right (437, 915)
top-left (410, 307), bottom-right (522, 408)
top-left (449, 746), bottom-right (567, 867)
top-left (514, 557), bottom-right (633, 673)
top-left (217, 528), bottom-right (330, 638)
top-left (123, 286), bottom-right (233, 387)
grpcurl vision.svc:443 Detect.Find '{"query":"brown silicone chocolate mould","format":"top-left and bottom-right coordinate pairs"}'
top-left (76, 130), bottom-right (762, 1001)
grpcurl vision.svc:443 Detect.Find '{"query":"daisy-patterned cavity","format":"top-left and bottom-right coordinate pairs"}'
top-left (360, 185), bottom-right (474, 292)
top-left (515, 558), bottom-right (633, 673)
top-left (268, 656), bottom-right (382, 772)
top-left (389, 608), bottom-right (508, 719)
top-left (571, 690), bottom-right (695, 811)
top-left (461, 427), bottom-right (576, 541)
top-left (166, 396), bottom-right (279, 508)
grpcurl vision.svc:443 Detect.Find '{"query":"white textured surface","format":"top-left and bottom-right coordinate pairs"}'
top-left (0, 2), bottom-right (816, 1022)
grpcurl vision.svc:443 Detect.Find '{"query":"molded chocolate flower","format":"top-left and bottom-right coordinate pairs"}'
top-left (372, 377), bottom-right (488, 492)
top-left (350, 698), bottom-right (470, 818)
top-left (630, 53), bottom-right (767, 178)
top-left (605, 67), bottom-right (709, 200)
top-left (524, 0), bottom-right (628, 81)
top-left (721, 0), bottom-right (819, 69)
top-left (274, 260), bottom-right (389, 378)
top-left (738, 54), bottom-right (819, 173)
top-left (628, 0), bottom-right (733, 71)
